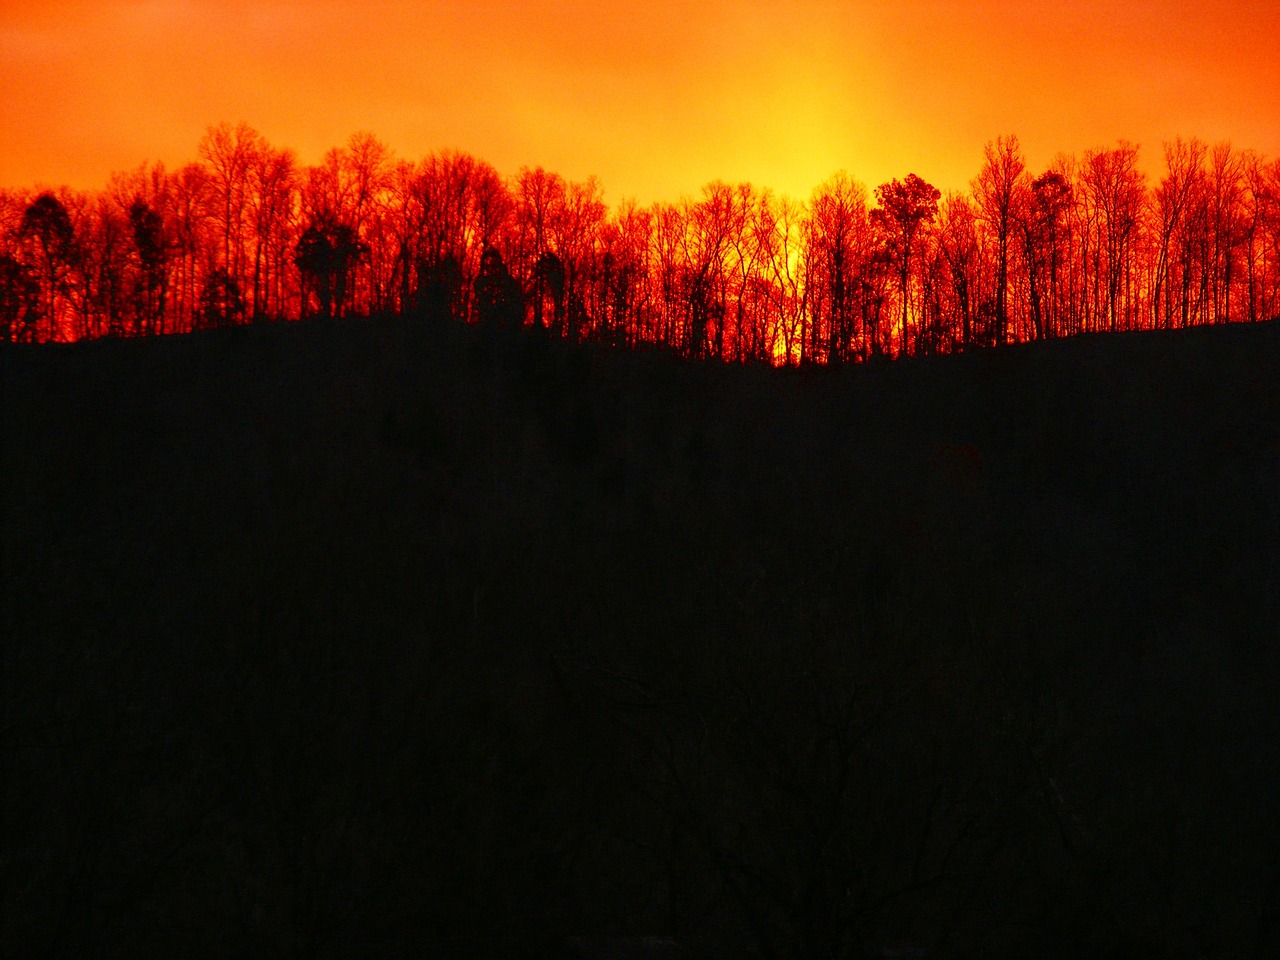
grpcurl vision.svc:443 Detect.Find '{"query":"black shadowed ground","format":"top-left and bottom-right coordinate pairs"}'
top-left (4, 316), bottom-right (1279, 958)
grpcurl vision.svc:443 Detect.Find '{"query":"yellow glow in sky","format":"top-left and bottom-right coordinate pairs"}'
top-left (2, 1), bottom-right (1278, 202)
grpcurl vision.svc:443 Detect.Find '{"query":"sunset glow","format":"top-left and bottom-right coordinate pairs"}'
top-left (4, 0), bottom-right (1279, 201)
top-left (7, 5), bottom-right (1280, 955)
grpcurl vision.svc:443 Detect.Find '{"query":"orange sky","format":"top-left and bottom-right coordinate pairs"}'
top-left (3, 0), bottom-right (1278, 204)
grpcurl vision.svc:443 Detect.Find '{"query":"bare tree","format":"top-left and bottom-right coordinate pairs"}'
top-left (1080, 142), bottom-right (1146, 332)
top-left (1207, 142), bottom-right (1246, 324)
top-left (198, 122), bottom-right (265, 319)
top-left (126, 198), bottom-right (167, 336)
top-left (413, 151), bottom-right (509, 322)
top-left (1152, 139), bottom-right (1207, 330)
top-left (872, 174), bottom-right (940, 357)
top-left (1241, 152), bottom-right (1280, 323)
top-left (169, 163), bottom-right (214, 333)
top-left (805, 173), bottom-right (871, 363)
top-left (8, 121), bottom-right (1278, 351)
top-left (762, 194), bottom-right (806, 365)
top-left (248, 142), bottom-right (298, 321)
top-left (0, 253), bottom-right (40, 342)
top-left (936, 194), bottom-right (981, 349)
top-left (18, 192), bottom-right (77, 341)
top-left (972, 136), bottom-right (1026, 345)
top-left (1018, 171), bottom-right (1073, 340)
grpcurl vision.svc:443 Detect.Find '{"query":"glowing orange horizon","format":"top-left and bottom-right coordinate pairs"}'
top-left (3, 1), bottom-right (1278, 204)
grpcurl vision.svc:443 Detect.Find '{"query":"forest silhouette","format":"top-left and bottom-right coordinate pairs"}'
top-left (4, 125), bottom-right (1280, 959)
top-left (2, 124), bottom-right (1278, 353)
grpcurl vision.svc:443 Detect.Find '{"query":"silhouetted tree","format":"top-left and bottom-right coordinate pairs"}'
top-left (1256, 155), bottom-right (1280, 321)
top-left (295, 216), bottom-right (368, 320)
top-left (597, 199), bottom-right (655, 349)
top-left (872, 174), bottom-right (940, 357)
top-left (1080, 142), bottom-right (1145, 332)
top-left (1152, 139), bottom-right (1207, 330)
top-left (248, 142), bottom-right (298, 321)
top-left (19, 192), bottom-right (77, 341)
top-left (417, 253), bottom-right (465, 322)
top-left (198, 122), bottom-right (264, 304)
top-left (760, 194), bottom-right (805, 364)
top-left (937, 194), bottom-right (981, 349)
top-left (7, 122), bottom-right (1279, 356)
top-left (556, 177), bottom-right (607, 342)
top-left (0, 253), bottom-right (40, 342)
top-left (415, 150), bottom-right (509, 320)
top-left (1018, 171), bottom-right (1073, 340)
top-left (856, 243), bottom-right (895, 359)
top-left (531, 250), bottom-right (566, 330)
top-left (199, 266), bottom-right (244, 328)
top-left (127, 199), bottom-right (166, 336)
top-left (806, 173), bottom-right (873, 362)
top-left (170, 162), bottom-right (214, 333)
top-left (1240, 150), bottom-right (1276, 324)
top-left (681, 184), bottom-right (737, 359)
top-left (973, 136), bottom-right (1026, 345)
top-left (473, 246), bottom-right (522, 327)
top-left (651, 202), bottom-right (688, 352)
top-left (83, 197), bottom-right (132, 339)
top-left (1207, 142), bottom-right (1246, 325)
top-left (302, 132), bottom-right (392, 315)
top-left (513, 167), bottom-right (566, 307)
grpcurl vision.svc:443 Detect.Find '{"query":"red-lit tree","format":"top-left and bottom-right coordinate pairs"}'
top-left (6, 124), bottom-right (1277, 355)
top-left (872, 174), bottom-right (940, 357)
top-left (973, 136), bottom-right (1026, 345)
top-left (19, 192), bottom-right (78, 341)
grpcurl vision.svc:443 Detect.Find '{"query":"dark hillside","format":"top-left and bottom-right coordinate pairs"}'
top-left (4, 318), bottom-right (1279, 958)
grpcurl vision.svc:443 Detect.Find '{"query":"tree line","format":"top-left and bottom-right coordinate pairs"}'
top-left (2, 124), bottom-right (1278, 358)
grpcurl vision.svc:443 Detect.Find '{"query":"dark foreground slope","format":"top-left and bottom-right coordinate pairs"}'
top-left (4, 317), bottom-right (1279, 958)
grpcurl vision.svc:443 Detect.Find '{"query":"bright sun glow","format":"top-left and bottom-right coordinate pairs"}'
top-left (1, 1), bottom-right (1277, 201)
